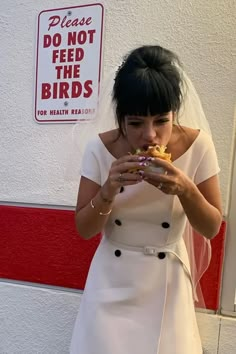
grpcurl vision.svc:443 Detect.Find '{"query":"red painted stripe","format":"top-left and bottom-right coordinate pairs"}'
top-left (200, 221), bottom-right (226, 310)
top-left (0, 205), bottom-right (100, 289)
top-left (0, 205), bottom-right (226, 310)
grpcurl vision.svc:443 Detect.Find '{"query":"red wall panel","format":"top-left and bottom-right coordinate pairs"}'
top-left (0, 205), bottom-right (226, 310)
top-left (0, 205), bottom-right (100, 289)
top-left (200, 221), bottom-right (226, 310)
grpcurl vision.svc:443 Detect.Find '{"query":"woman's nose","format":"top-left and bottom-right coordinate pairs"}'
top-left (143, 125), bottom-right (156, 140)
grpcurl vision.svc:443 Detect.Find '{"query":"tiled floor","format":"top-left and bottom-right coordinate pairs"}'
top-left (197, 312), bottom-right (236, 354)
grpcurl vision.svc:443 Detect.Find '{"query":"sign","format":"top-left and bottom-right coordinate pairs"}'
top-left (35, 3), bottom-right (104, 123)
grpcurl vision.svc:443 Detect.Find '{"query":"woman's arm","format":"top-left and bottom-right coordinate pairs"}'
top-left (75, 155), bottom-right (146, 239)
top-left (178, 174), bottom-right (222, 239)
top-left (143, 159), bottom-right (222, 240)
top-left (75, 177), bottom-right (116, 240)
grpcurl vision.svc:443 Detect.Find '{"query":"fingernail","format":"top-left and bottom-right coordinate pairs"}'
top-left (139, 162), bottom-right (149, 166)
top-left (138, 156), bottom-right (146, 161)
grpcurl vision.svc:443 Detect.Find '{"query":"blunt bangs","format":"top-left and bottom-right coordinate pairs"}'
top-left (114, 68), bottom-right (181, 119)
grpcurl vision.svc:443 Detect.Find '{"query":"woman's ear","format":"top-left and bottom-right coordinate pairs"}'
top-left (172, 111), bottom-right (177, 124)
top-left (121, 121), bottom-right (127, 136)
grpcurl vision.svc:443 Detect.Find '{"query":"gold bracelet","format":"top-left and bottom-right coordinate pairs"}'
top-left (90, 199), bottom-right (112, 216)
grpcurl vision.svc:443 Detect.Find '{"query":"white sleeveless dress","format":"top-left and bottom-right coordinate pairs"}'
top-left (70, 130), bottom-right (220, 354)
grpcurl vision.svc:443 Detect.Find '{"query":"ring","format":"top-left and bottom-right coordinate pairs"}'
top-left (118, 173), bottom-right (123, 183)
top-left (158, 182), bottom-right (163, 190)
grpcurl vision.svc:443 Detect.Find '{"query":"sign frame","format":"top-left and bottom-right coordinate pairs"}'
top-left (34, 3), bottom-right (104, 124)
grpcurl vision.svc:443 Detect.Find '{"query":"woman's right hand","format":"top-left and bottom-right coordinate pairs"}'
top-left (102, 154), bottom-right (148, 198)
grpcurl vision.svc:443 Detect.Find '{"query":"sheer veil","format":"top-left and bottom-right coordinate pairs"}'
top-left (67, 66), bottom-right (212, 309)
top-left (178, 70), bottom-right (212, 309)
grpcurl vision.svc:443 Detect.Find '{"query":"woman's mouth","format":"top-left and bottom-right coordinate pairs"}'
top-left (142, 145), bottom-right (149, 151)
top-left (142, 143), bottom-right (159, 151)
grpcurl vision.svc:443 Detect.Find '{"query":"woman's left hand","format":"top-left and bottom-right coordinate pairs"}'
top-left (143, 158), bottom-right (191, 196)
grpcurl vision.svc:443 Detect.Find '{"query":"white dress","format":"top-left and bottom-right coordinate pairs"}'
top-left (70, 130), bottom-right (220, 354)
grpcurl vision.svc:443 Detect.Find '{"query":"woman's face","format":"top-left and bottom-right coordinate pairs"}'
top-left (123, 112), bottom-right (174, 151)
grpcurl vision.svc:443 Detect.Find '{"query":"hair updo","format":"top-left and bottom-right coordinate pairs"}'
top-left (112, 45), bottom-right (184, 135)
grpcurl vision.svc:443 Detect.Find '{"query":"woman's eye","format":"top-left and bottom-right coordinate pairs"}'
top-left (127, 119), bottom-right (169, 126)
top-left (128, 122), bottom-right (142, 126)
top-left (155, 119), bottom-right (169, 125)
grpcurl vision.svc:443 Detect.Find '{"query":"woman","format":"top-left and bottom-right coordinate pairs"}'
top-left (70, 45), bottom-right (222, 354)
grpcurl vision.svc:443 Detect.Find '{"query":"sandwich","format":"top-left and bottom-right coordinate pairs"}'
top-left (129, 145), bottom-right (171, 173)
top-left (135, 145), bottom-right (171, 162)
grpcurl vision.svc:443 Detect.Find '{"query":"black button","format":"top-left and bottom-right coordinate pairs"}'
top-left (162, 222), bottom-right (170, 229)
top-left (158, 252), bottom-right (166, 259)
top-left (115, 219), bottom-right (122, 226)
top-left (120, 186), bottom-right (124, 193)
top-left (115, 249), bottom-right (121, 257)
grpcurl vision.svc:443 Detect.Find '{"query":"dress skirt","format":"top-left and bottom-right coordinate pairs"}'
top-left (70, 237), bottom-right (202, 354)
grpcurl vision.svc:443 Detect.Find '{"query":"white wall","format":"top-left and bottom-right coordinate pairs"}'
top-left (0, 282), bottom-right (80, 354)
top-left (1, 0), bottom-right (236, 353)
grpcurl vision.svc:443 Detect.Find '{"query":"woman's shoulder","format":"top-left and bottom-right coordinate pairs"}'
top-left (170, 126), bottom-right (213, 161)
top-left (82, 129), bottom-right (119, 162)
top-left (179, 126), bottom-right (200, 143)
top-left (177, 126), bottom-right (212, 148)
top-left (99, 129), bottom-right (124, 159)
top-left (98, 129), bottom-right (117, 145)
top-left (170, 126), bottom-right (199, 160)
top-left (182, 127), bottom-right (214, 151)
top-left (85, 130), bottom-right (116, 148)
top-left (99, 129), bottom-right (118, 145)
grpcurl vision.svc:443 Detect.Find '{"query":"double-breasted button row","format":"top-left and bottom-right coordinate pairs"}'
top-left (158, 252), bottom-right (166, 259)
top-left (114, 219), bottom-right (170, 229)
top-left (113, 219), bottom-right (169, 259)
top-left (114, 249), bottom-right (122, 257)
top-left (114, 249), bottom-right (166, 259)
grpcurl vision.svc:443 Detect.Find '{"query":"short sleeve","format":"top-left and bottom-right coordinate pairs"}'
top-left (80, 138), bottom-right (101, 185)
top-left (194, 133), bottom-right (220, 185)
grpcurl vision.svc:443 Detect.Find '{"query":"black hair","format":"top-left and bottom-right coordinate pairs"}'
top-left (112, 45), bottom-right (184, 135)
